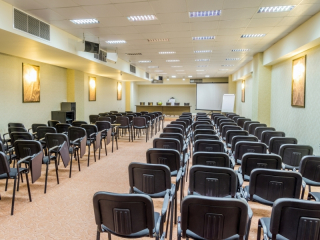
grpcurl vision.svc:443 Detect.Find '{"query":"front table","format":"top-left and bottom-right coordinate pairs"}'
top-left (136, 105), bottom-right (191, 115)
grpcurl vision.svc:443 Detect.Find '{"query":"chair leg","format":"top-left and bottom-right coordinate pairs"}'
top-left (108, 232), bottom-right (111, 240)
top-left (77, 150), bottom-right (81, 171)
top-left (99, 140), bottom-right (101, 160)
top-left (44, 163), bottom-right (49, 194)
top-left (26, 172), bottom-right (32, 202)
top-left (87, 144), bottom-right (91, 166)
top-left (93, 143), bottom-right (96, 162)
top-left (55, 159), bottom-right (59, 184)
top-left (165, 201), bottom-right (171, 238)
top-left (11, 177), bottom-right (17, 215)
top-left (5, 178), bottom-right (8, 191)
top-left (301, 185), bottom-right (306, 199)
top-left (69, 153), bottom-right (73, 178)
top-left (96, 231), bottom-right (100, 240)
top-left (257, 220), bottom-right (262, 240)
top-left (112, 136), bottom-right (114, 153)
top-left (170, 194), bottom-right (174, 240)
top-left (116, 136), bottom-right (118, 149)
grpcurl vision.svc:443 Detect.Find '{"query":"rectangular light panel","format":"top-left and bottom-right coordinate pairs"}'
top-left (106, 40), bottom-right (126, 44)
top-left (159, 52), bottom-right (175, 54)
top-left (258, 6), bottom-right (295, 13)
top-left (195, 59), bottom-right (210, 62)
top-left (232, 49), bottom-right (249, 52)
top-left (189, 10), bottom-right (221, 18)
top-left (241, 34), bottom-right (266, 38)
top-left (194, 50), bottom-right (212, 53)
top-left (148, 39), bottom-right (169, 42)
top-left (166, 60), bottom-right (180, 62)
top-left (139, 60), bottom-right (152, 63)
top-left (70, 19), bottom-right (99, 24)
top-left (192, 36), bottom-right (215, 40)
top-left (128, 15), bottom-right (157, 22)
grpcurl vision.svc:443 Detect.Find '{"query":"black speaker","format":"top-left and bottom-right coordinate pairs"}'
top-left (158, 76), bottom-right (163, 80)
top-left (84, 41), bottom-right (99, 54)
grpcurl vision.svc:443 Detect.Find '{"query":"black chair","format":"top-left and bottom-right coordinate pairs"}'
top-left (178, 196), bottom-right (251, 240)
top-left (238, 153), bottom-right (282, 182)
top-left (219, 120), bottom-right (236, 132)
top-left (194, 140), bottom-right (224, 153)
top-left (261, 131), bottom-right (285, 147)
top-left (257, 198), bottom-right (320, 240)
top-left (116, 116), bottom-right (132, 142)
top-left (230, 136), bottom-right (259, 155)
top-left (141, 111), bottom-right (149, 115)
top-left (225, 130), bottom-right (248, 148)
top-left (55, 123), bottom-right (71, 134)
top-left (243, 121), bottom-right (259, 131)
top-left (213, 116), bottom-right (227, 126)
top-left (268, 137), bottom-right (298, 154)
top-left (237, 118), bottom-right (251, 128)
top-left (89, 115), bottom-right (100, 124)
top-left (68, 126), bottom-right (87, 173)
top-left (0, 140), bottom-right (16, 166)
top-left (0, 151), bottom-right (32, 215)
top-left (48, 120), bottom-right (60, 128)
top-left (107, 115), bottom-right (116, 123)
top-left (233, 141), bottom-right (267, 165)
top-left (3, 127), bottom-right (28, 148)
top-left (28, 123), bottom-right (47, 139)
top-left (248, 123), bottom-right (267, 135)
top-left (36, 126), bottom-right (57, 155)
top-left (72, 120), bottom-right (88, 127)
top-left (188, 166), bottom-right (237, 197)
top-left (195, 124), bottom-right (214, 131)
top-left (128, 162), bottom-right (175, 239)
top-left (163, 127), bottom-right (183, 135)
top-left (227, 113), bottom-right (239, 119)
top-left (93, 192), bottom-right (166, 240)
top-left (254, 127), bottom-right (275, 140)
top-left (81, 124), bottom-right (101, 165)
top-left (160, 133), bottom-right (187, 153)
top-left (132, 117), bottom-right (149, 142)
top-left (194, 134), bottom-right (219, 141)
top-left (193, 129), bottom-right (216, 138)
top-left (233, 116), bottom-right (243, 122)
top-left (221, 125), bottom-right (242, 141)
top-left (145, 113), bottom-right (157, 137)
top-left (279, 144), bottom-right (313, 170)
top-left (98, 116), bottom-right (111, 122)
top-left (192, 152), bottom-right (231, 168)
top-left (242, 169), bottom-right (302, 206)
top-left (297, 156), bottom-right (320, 199)
top-left (95, 121), bottom-right (112, 157)
top-left (8, 122), bottom-right (25, 128)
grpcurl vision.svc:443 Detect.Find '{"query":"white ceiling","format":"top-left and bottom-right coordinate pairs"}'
top-left (3, 0), bottom-right (320, 78)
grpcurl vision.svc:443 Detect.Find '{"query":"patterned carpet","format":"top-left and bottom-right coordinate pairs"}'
top-left (0, 119), bottom-right (315, 240)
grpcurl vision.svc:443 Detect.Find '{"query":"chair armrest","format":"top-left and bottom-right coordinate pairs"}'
top-left (39, 137), bottom-right (45, 142)
top-left (28, 128), bottom-right (32, 133)
top-left (3, 133), bottom-right (9, 140)
top-left (230, 156), bottom-right (235, 168)
top-left (302, 180), bottom-right (306, 190)
top-left (48, 145), bottom-right (60, 154)
top-left (17, 155), bottom-right (32, 165)
top-left (89, 132), bottom-right (97, 138)
top-left (177, 216), bottom-right (182, 239)
top-left (237, 172), bottom-right (244, 188)
top-left (161, 189), bottom-right (170, 216)
top-left (170, 184), bottom-right (176, 199)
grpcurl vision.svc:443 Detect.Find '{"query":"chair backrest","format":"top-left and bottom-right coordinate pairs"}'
top-left (55, 123), bottom-right (71, 134)
top-left (93, 192), bottom-right (155, 237)
top-left (0, 151), bottom-right (10, 176)
top-left (254, 127), bottom-right (275, 140)
top-left (194, 129), bottom-right (216, 136)
top-left (194, 134), bottom-right (219, 141)
top-left (141, 111), bottom-right (149, 115)
top-left (225, 130), bottom-right (248, 145)
top-left (261, 131), bottom-right (285, 146)
top-left (48, 120), bottom-right (60, 128)
top-left (163, 127), bottom-right (183, 135)
top-left (189, 166), bottom-right (237, 197)
top-left (116, 116), bottom-right (130, 126)
top-left (176, 119), bottom-right (190, 127)
top-left (279, 144), bottom-right (313, 169)
top-left (68, 126), bottom-right (86, 142)
top-left (231, 136), bottom-right (259, 152)
top-left (98, 113), bottom-right (109, 117)
top-left (146, 148), bottom-right (180, 173)
top-left (8, 127), bottom-right (27, 134)
top-left (159, 133), bottom-right (184, 151)
top-left (8, 122), bottom-right (24, 128)
top-left (269, 198), bottom-right (320, 240)
top-left (234, 141), bottom-right (267, 160)
top-left (227, 114), bottom-right (238, 119)
top-left (195, 124), bottom-right (214, 130)
top-left (14, 140), bottom-right (43, 159)
top-left (132, 117), bottom-right (147, 127)
top-left (243, 121), bottom-right (259, 131)
top-left (233, 116), bottom-right (243, 122)
top-left (248, 123), bottom-right (267, 135)
top-left (171, 121), bottom-right (186, 129)
top-left (211, 113), bottom-right (223, 119)
top-left (135, 112), bottom-right (142, 117)
top-left (98, 116), bottom-right (111, 122)
top-left (237, 118), bottom-right (251, 128)
top-left (299, 156), bottom-right (320, 183)
top-left (112, 113), bottom-right (122, 117)
top-left (180, 196), bottom-right (249, 239)
top-left (36, 126), bottom-right (57, 139)
top-left (95, 121), bottom-right (111, 131)
top-left (219, 121), bottom-right (236, 133)
top-left (192, 152), bottom-right (230, 167)
top-left (241, 153), bottom-right (282, 178)
top-left (218, 118), bottom-right (234, 126)
top-left (128, 162), bottom-right (171, 194)
top-left (213, 116), bottom-right (227, 125)
top-left (45, 133), bottom-right (69, 149)
top-left (110, 111), bottom-right (118, 113)
top-left (81, 124), bottom-right (98, 139)
top-left (217, 117), bottom-right (229, 127)
top-left (269, 137), bottom-right (298, 154)
top-left (72, 121), bottom-right (87, 127)
top-left (10, 132), bottom-right (34, 143)
top-left (166, 124), bottom-right (185, 133)
top-left (153, 138), bottom-right (181, 152)
top-left (89, 115), bottom-right (100, 124)
top-left (194, 140), bottom-right (224, 153)
top-left (0, 140), bottom-right (6, 153)
top-left (31, 123), bottom-right (47, 133)
top-left (221, 125), bottom-right (242, 138)
top-left (248, 169), bottom-right (302, 204)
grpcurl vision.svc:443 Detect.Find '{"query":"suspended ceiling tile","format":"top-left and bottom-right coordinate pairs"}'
top-left (81, 4), bottom-right (123, 18)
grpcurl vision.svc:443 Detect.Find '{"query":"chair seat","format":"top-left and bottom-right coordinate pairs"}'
top-left (243, 186), bottom-right (274, 206)
top-left (101, 212), bottom-right (160, 237)
top-left (0, 167), bottom-right (28, 179)
top-left (133, 187), bottom-right (167, 198)
top-left (43, 155), bottom-right (55, 164)
top-left (187, 189), bottom-right (232, 198)
top-left (6, 154), bottom-right (16, 162)
top-left (185, 229), bottom-right (240, 240)
top-left (303, 177), bottom-right (320, 187)
top-left (259, 218), bottom-right (288, 240)
top-left (308, 192), bottom-right (320, 201)
top-left (283, 163), bottom-right (299, 170)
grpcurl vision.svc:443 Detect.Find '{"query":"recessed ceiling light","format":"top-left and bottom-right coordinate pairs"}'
top-left (70, 19), bottom-right (99, 24)
top-left (159, 52), bottom-right (176, 54)
top-left (189, 10), bottom-right (221, 18)
top-left (126, 53), bottom-right (142, 55)
top-left (148, 66), bottom-right (159, 68)
top-left (196, 70), bottom-right (205, 71)
top-left (221, 65), bottom-right (234, 67)
top-left (205, 75), bottom-right (210, 77)
top-left (166, 60), bottom-right (180, 62)
top-left (226, 58), bottom-right (241, 61)
top-left (154, 70), bottom-right (163, 72)
top-left (183, 78), bottom-right (185, 81)
top-left (241, 34), bottom-right (266, 38)
top-left (139, 60), bottom-right (152, 63)
top-left (194, 50), bottom-right (212, 53)
top-left (192, 36), bottom-right (215, 40)
top-left (188, 75), bottom-right (193, 78)
top-left (258, 6), bottom-right (295, 13)
top-left (127, 15), bottom-right (157, 22)
top-left (232, 49), bottom-right (249, 52)
top-left (171, 66), bottom-right (183, 68)
top-left (172, 76), bottom-right (176, 78)
top-left (197, 65), bottom-right (207, 67)
top-left (195, 59), bottom-right (210, 62)
top-left (167, 77), bottom-right (169, 81)
top-left (176, 70), bottom-right (184, 71)
top-left (106, 40), bottom-right (126, 44)
top-left (148, 39), bottom-right (169, 42)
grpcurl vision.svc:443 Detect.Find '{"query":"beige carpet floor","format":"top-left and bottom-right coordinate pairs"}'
top-left (0, 119), bottom-right (315, 240)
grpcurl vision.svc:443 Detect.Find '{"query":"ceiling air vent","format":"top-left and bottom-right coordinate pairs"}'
top-left (130, 65), bottom-right (136, 73)
top-left (14, 8), bottom-right (50, 41)
top-left (146, 72), bottom-right (149, 79)
top-left (152, 79), bottom-right (163, 84)
top-left (190, 79), bottom-right (203, 83)
top-left (94, 49), bottom-right (107, 62)
top-left (126, 53), bottom-right (142, 55)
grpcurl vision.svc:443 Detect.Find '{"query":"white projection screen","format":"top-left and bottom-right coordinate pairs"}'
top-left (196, 83), bottom-right (229, 110)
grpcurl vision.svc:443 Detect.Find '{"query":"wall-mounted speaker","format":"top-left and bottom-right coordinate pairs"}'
top-left (84, 41), bottom-right (99, 53)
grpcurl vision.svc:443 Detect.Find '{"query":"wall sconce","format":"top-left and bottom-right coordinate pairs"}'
top-left (241, 80), bottom-right (245, 102)
top-left (89, 77), bottom-right (96, 101)
top-left (117, 82), bottom-right (122, 100)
